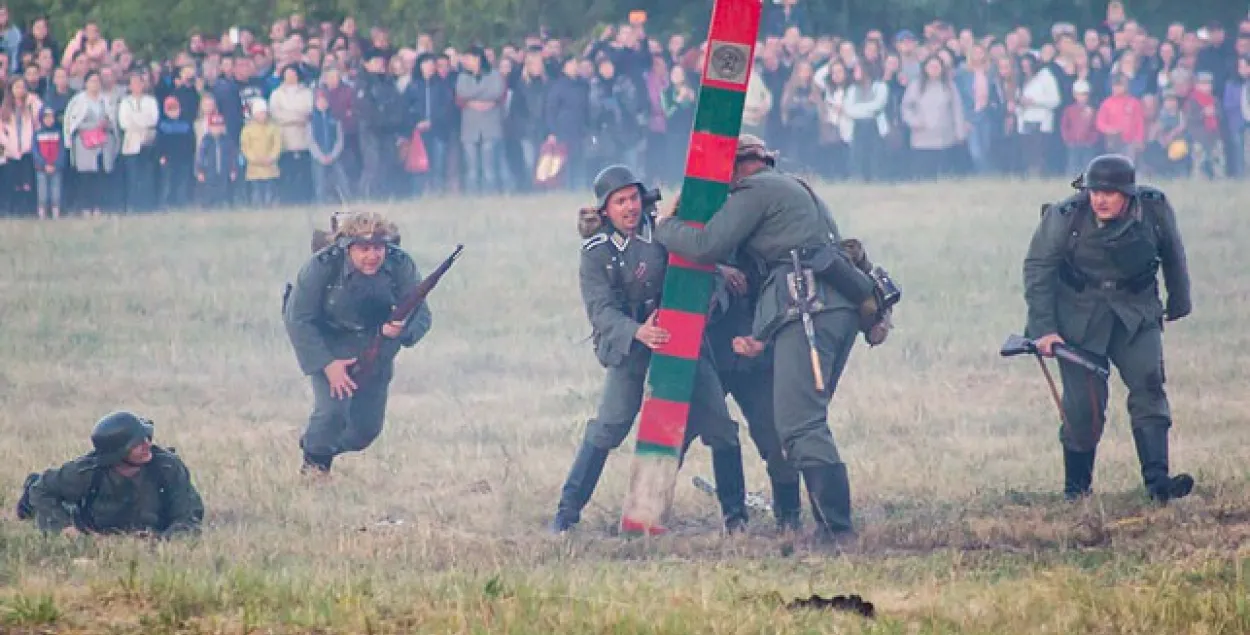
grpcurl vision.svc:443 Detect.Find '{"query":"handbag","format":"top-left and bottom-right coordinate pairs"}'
top-left (81, 124), bottom-right (108, 149)
top-left (404, 129), bottom-right (429, 174)
top-left (533, 139), bottom-right (567, 187)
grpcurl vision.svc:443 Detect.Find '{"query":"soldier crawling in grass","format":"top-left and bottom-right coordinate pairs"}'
top-left (17, 411), bottom-right (205, 539)
top-left (1023, 153), bottom-right (1194, 504)
top-left (550, 164), bottom-right (750, 535)
top-left (283, 211), bottom-right (433, 476)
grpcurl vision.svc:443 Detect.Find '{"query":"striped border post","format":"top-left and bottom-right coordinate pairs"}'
top-left (620, 0), bottom-right (763, 536)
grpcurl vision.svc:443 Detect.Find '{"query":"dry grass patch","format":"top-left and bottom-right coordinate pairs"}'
top-left (2, 178), bottom-right (1249, 633)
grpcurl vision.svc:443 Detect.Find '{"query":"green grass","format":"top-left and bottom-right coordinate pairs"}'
top-left (1, 178), bottom-right (1249, 633)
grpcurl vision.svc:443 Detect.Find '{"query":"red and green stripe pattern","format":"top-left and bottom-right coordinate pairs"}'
top-left (620, 0), bottom-right (762, 536)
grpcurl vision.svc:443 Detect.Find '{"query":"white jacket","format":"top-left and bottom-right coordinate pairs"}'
top-left (1016, 67), bottom-right (1062, 134)
top-left (117, 94), bottom-right (158, 156)
top-left (840, 81), bottom-right (891, 142)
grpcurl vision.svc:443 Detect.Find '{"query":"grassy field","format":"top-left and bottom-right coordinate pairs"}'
top-left (1, 178), bottom-right (1249, 634)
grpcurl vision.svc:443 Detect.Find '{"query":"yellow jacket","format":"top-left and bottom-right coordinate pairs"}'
top-left (240, 121), bottom-right (281, 181)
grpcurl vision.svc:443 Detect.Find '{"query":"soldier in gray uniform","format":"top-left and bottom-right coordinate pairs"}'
top-left (1023, 154), bottom-right (1194, 503)
top-left (703, 260), bottom-right (804, 532)
top-left (551, 165), bottom-right (748, 534)
top-left (650, 135), bottom-right (870, 542)
top-left (283, 211), bottom-right (433, 475)
top-left (17, 411), bottom-right (205, 539)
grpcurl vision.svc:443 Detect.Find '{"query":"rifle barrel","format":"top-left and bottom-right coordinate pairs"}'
top-left (1054, 343), bottom-right (1110, 378)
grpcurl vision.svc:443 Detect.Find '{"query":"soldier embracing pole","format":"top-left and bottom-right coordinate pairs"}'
top-left (616, 0), bottom-right (765, 537)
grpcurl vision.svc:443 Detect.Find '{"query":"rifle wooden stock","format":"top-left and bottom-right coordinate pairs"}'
top-left (350, 244), bottom-right (464, 382)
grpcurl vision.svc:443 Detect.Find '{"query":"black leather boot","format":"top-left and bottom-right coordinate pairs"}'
top-left (770, 477), bottom-right (803, 532)
top-left (301, 451), bottom-right (333, 475)
top-left (802, 462), bottom-right (854, 540)
top-left (1062, 447), bottom-right (1096, 501)
top-left (1132, 425), bottom-right (1194, 504)
top-left (551, 442), bottom-right (610, 533)
top-left (712, 446), bottom-right (749, 533)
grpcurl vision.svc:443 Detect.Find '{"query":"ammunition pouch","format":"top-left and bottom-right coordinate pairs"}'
top-left (828, 239), bottom-right (901, 346)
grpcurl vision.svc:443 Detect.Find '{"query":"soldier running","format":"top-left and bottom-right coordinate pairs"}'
top-left (282, 211), bottom-right (433, 476)
top-left (1023, 154), bottom-right (1194, 503)
top-left (17, 411), bottom-right (205, 539)
top-left (551, 165), bottom-right (748, 534)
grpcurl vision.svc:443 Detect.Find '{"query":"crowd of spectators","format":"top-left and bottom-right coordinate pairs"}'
top-left (0, 0), bottom-right (1248, 218)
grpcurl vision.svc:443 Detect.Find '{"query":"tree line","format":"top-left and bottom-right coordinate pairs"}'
top-left (7, 0), bottom-right (1243, 58)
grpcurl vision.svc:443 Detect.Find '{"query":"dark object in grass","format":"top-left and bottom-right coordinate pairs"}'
top-left (786, 594), bottom-right (876, 619)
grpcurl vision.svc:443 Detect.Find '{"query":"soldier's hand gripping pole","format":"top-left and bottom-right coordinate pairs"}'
top-left (790, 249), bottom-right (824, 391)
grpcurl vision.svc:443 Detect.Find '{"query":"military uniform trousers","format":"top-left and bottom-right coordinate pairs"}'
top-left (719, 362), bottom-right (799, 486)
top-left (584, 353), bottom-right (740, 452)
top-left (1059, 311), bottom-right (1170, 453)
top-left (552, 350), bottom-right (746, 532)
top-left (771, 308), bottom-right (859, 469)
top-left (302, 361), bottom-right (394, 458)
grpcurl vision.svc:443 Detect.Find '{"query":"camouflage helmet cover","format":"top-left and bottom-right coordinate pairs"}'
top-left (332, 211), bottom-right (401, 247)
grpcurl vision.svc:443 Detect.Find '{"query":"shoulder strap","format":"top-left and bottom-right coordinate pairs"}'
top-left (790, 174), bottom-right (843, 242)
top-left (77, 466), bottom-right (108, 532)
top-left (148, 447), bottom-right (178, 530)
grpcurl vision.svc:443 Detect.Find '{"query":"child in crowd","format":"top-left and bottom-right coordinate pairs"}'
top-left (156, 95), bottom-right (196, 209)
top-left (1060, 79), bottom-right (1100, 175)
top-left (196, 113), bottom-right (238, 208)
top-left (308, 88), bottom-right (349, 204)
top-left (31, 106), bottom-right (66, 219)
top-left (240, 98), bottom-right (281, 206)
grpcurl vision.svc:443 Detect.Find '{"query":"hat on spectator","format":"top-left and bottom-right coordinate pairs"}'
top-left (1196, 71), bottom-right (1214, 83)
top-left (894, 29), bottom-right (916, 43)
top-left (1072, 79), bottom-right (1090, 94)
top-left (250, 98), bottom-right (268, 115)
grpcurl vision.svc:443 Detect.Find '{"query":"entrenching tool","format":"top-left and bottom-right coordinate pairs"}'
top-left (618, 0), bottom-right (764, 537)
top-left (789, 248), bottom-right (825, 391)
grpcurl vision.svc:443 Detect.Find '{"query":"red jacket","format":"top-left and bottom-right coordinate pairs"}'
top-left (1096, 94), bottom-right (1145, 144)
top-left (1060, 103), bottom-right (1100, 146)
